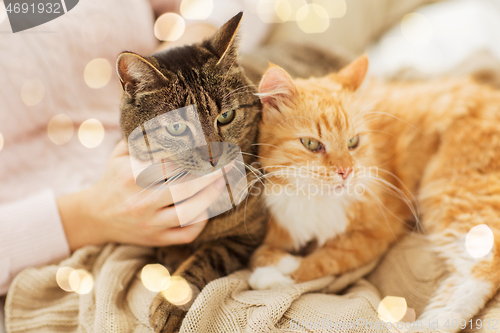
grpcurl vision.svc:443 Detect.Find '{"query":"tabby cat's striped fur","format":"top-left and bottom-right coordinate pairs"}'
top-left (117, 13), bottom-right (267, 332)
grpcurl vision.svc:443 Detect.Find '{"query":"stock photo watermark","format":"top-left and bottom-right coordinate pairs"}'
top-left (2, 0), bottom-right (79, 33)
top-left (289, 318), bottom-right (423, 331)
top-left (288, 318), bottom-right (499, 331)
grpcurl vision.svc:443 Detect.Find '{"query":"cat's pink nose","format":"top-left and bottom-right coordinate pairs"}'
top-left (337, 167), bottom-right (352, 179)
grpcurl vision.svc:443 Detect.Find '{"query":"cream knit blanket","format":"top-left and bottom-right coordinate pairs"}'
top-left (5, 235), bottom-right (500, 333)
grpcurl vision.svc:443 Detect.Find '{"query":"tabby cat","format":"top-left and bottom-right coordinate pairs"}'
top-left (249, 56), bottom-right (500, 331)
top-left (117, 13), bottom-right (267, 332)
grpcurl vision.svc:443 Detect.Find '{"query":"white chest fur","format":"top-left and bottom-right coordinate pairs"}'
top-left (265, 189), bottom-right (351, 250)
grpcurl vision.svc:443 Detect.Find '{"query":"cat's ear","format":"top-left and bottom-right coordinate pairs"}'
top-left (336, 55), bottom-right (369, 91)
top-left (116, 52), bottom-right (173, 96)
top-left (204, 12), bottom-right (242, 66)
top-left (258, 65), bottom-right (298, 110)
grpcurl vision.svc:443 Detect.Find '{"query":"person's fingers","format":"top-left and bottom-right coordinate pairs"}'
top-left (156, 215), bottom-right (208, 246)
top-left (174, 176), bottom-right (228, 226)
top-left (150, 165), bottom-right (232, 209)
top-left (148, 177), bottom-right (227, 227)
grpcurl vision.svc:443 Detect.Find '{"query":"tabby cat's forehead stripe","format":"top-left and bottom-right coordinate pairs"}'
top-left (119, 15), bottom-right (270, 330)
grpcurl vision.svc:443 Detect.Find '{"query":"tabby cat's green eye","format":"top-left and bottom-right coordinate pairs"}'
top-left (348, 134), bottom-right (360, 149)
top-left (301, 138), bottom-right (322, 152)
top-left (217, 110), bottom-right (235, 125)
top-left (166, 123), bottom-right (187, 136)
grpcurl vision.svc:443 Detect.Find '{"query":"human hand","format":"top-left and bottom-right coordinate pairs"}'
top-left (58, 140), bottom-right (227, 251)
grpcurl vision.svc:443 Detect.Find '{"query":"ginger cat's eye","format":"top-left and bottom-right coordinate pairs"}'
top-left (166, 123), bottom-right (187, 136)
top-left (217, 110), bottom-right (235, 125)
top-left (348, 135), bottom-right (360, 149)
top-left (301, 138), bottom-right (322, 152)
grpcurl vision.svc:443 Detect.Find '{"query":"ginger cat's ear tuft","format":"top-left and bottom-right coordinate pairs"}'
top-left (116, 52), bottom-right (174, 97)
top-left (336, 55), bottom-right (369, 91)
top-left (258, 65), bottom-right (297, 111)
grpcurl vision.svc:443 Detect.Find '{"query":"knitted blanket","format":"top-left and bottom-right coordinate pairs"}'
top-left (6, 235), bottom-right (500, 333)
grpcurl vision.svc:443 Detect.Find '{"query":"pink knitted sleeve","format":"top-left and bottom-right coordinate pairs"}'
top-left (0, 190), bottom-right (70, 295)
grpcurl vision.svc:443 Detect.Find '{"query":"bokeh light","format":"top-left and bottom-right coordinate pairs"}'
top-left (257, 0), bottom-right (310, 23)
top-left (401, 13), bottom-right (433, 45)
top-left (69, 269), bottom-right (94, 294)
top-left (180, 0), bottom-right (213, 20)
top-left (162, 276), bottom-right (192, 306)
top-left (81, 14), bottom-right (110, 43)
top-left (141, 264), bottom-right (171, 292)
top-left (56, 266), bottom-right (75, 292)
top-left (312, 0), bottom-right (346, 18)
top-left (47, 114), bottom-right (74, 145)
top-left (275, 0), bottom-right (292, 22)
top-left (466, 224), bottom-right (494, 258)
top-left (84, 58), bottom-right (112, 89)
top-left (78, 118), bottom-right (105, 148)
top-left (283, 0), bottom-right (308, 21)
top-left (56, 267), bottom-right (94, 294)
top-left (154, 13), bottom-right (185, 42)
top-left (21, 78), bottom-right (45, 106)
top-left (296, 4), bottom-right (330, 33)
top-left (378, 296), bottom-right (407, 323)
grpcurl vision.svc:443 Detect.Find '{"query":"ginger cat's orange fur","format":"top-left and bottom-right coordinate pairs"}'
top-left (249, 56), bottom-right (500, 330)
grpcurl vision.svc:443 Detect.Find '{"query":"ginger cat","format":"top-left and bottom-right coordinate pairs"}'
top-left (249, 56), bottom-right (500, 331)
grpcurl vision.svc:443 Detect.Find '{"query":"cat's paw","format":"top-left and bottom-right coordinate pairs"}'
top-left (149, 292), bottom-right (187, 333)
top-left (277, 255), bottom-right (302, 275)
top-left (249, 266), bottom-right (295, 290)
top-left (290, 260), bottom-right (326, 283)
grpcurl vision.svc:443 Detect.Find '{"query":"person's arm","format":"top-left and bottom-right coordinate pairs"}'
top-left (0, 190), bottom-right (70, 295)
